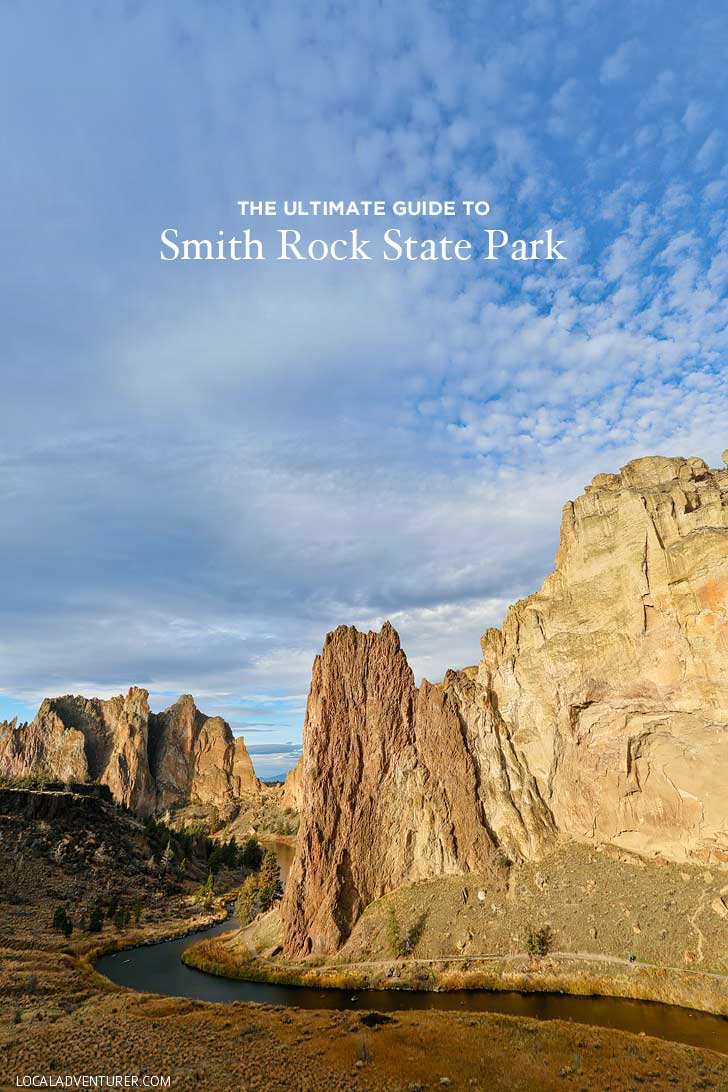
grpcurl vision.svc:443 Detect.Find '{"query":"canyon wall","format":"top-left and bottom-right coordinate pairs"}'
top-left (283, 455), bottom-right (728, 956)
top-left (0, 689), bottom-right (260, 815)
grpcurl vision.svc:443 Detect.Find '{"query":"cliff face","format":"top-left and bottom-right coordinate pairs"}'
top-left (281, 757), bottom-right (303, 811)
top-left (150, 695), bottom-right (260, 810)
top-left (282, 623), bottom-right (549, 956)
top-left (0, 690), bottom-right (260, 815)
top-left (479, 454), bottom-right (728, 865)
top-left (283, 455), bottom-right (728, 957)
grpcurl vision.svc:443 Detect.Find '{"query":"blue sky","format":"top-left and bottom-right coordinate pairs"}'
top-left (1, 1), bottom-right (727, 778)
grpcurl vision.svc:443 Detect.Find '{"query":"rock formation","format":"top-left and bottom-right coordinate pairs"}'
top-left (283, 455), bottom-right (728, 956)
top-left (280, 757), bottom-right (303, 812)
top-left (150, 694), bottom-right (260, 810)
top-left (0, 689), bottom-right (260, 815)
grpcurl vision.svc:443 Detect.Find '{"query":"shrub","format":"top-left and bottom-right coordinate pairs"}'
top-left (525, 925), bottom-right (554, 957)
top-left (113, 906), bottom-right (129, 930)
top-left (88, 906), bottom-right (104, 933)
top-left (52, 905), bottom-right (73, 939)
top-left (385, 907), bottom-right (427, 958)
top-left (386, 908), bottom-right (407, 958)
top-left (196, 873), bottom-right (215, 909)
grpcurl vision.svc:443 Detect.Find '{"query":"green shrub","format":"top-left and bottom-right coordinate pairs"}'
top-left (113, 906), bottom-right (129, 930)
top-left (525, 924), bottom-right (554, 957)
top-left (385, 907), bottom-right (427, 958)
top-left (52, 905), bottom-right (73, 939)
top-left (88, 906), bottom-right (104, 933)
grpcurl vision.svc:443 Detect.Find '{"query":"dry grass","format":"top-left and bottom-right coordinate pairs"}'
top-left (341, 841), bottom-right (728, 974)
top-left (4, 977), bottom-right (728, 1092)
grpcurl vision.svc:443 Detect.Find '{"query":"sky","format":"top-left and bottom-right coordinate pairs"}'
top-left (1, 1), bottom-right (727, 779)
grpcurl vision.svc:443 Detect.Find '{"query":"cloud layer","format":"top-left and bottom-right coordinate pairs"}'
top-left (1, 1), bottom-right (727, 774)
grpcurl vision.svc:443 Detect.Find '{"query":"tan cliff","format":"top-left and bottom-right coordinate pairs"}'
top-left (478, 454), bottom-right (728, 863)
top-left (283, 454), bottom-right (728, 956)
top-left (150, 694), bottom-right (260, 810)
top-left (281, 756), bottom-right (303, 812)
top-left (0, 689), bottom-right (260, 815)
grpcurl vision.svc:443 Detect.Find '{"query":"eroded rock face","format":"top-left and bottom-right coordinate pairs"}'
top-left (479, 454), bottom-right (728, 866)
top-left (0, 689), bottom-right (155, 812)
top-left (281, 757), bottom-right (303, 812)
top-left (150, 695), bottom-right (260, 809)
top-left (282, 624), bottom-right (519, 956)
top-left (283, 455), bottom-right (728, 956)
top-left (0, 689), bottom-right (260, 815)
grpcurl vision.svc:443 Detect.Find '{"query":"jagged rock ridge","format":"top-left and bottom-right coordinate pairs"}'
top-left (283, 455), bottom-right (728, 956)
top-left (0, 689), bottom-right (260, 815)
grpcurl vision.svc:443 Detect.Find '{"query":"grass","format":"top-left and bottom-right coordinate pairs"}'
top-left (185, 930), bottom-right (728, 1015)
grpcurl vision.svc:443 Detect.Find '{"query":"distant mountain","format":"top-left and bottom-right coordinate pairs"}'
top-left (0, 689), bottom-right (260, 815)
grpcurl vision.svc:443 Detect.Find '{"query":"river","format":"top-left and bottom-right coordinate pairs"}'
top-left (95, 842), bottom-right (728, 1055)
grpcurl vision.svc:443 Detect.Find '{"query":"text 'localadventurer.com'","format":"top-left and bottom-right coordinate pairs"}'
top-left (14, 1076), bottom-right (171, 1088)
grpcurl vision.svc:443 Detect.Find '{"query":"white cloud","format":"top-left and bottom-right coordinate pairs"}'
top-left (1, 0), bottom-right (727, 747)
top-left (600, 38), bottom-right (641, 84)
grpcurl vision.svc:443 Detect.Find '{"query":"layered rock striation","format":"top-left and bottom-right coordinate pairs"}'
top-left (0, 689), bottom-right (260, 815)
top-left (283, 455), bottom-right (728, 956)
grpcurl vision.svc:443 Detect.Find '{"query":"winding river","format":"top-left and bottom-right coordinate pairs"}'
top-left (96, 842), bottom-right (728, 1056)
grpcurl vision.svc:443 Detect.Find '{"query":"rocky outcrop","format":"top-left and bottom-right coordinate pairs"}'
top-left (0, 690), bottom-right (260, 815)
top-left (282, 624), bottom-right (539, 956)
top-left (0, 688), bottom-right (155, 813)
top-left (150, 695), bottom-right (260, 810)
top-left (281, 757), bottom-right (303, 812)
top-left (283, 455), bottom-right (728, 956)
top-left (479, 454), bottom-right (728, 865)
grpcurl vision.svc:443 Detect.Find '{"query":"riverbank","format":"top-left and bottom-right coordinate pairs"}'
top-left (80, 892), bottom-right (234, 977)
top-left (184, 929), bottom-right (728, 1018)
top-left (184, 841), bottom-right (728, 1019)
